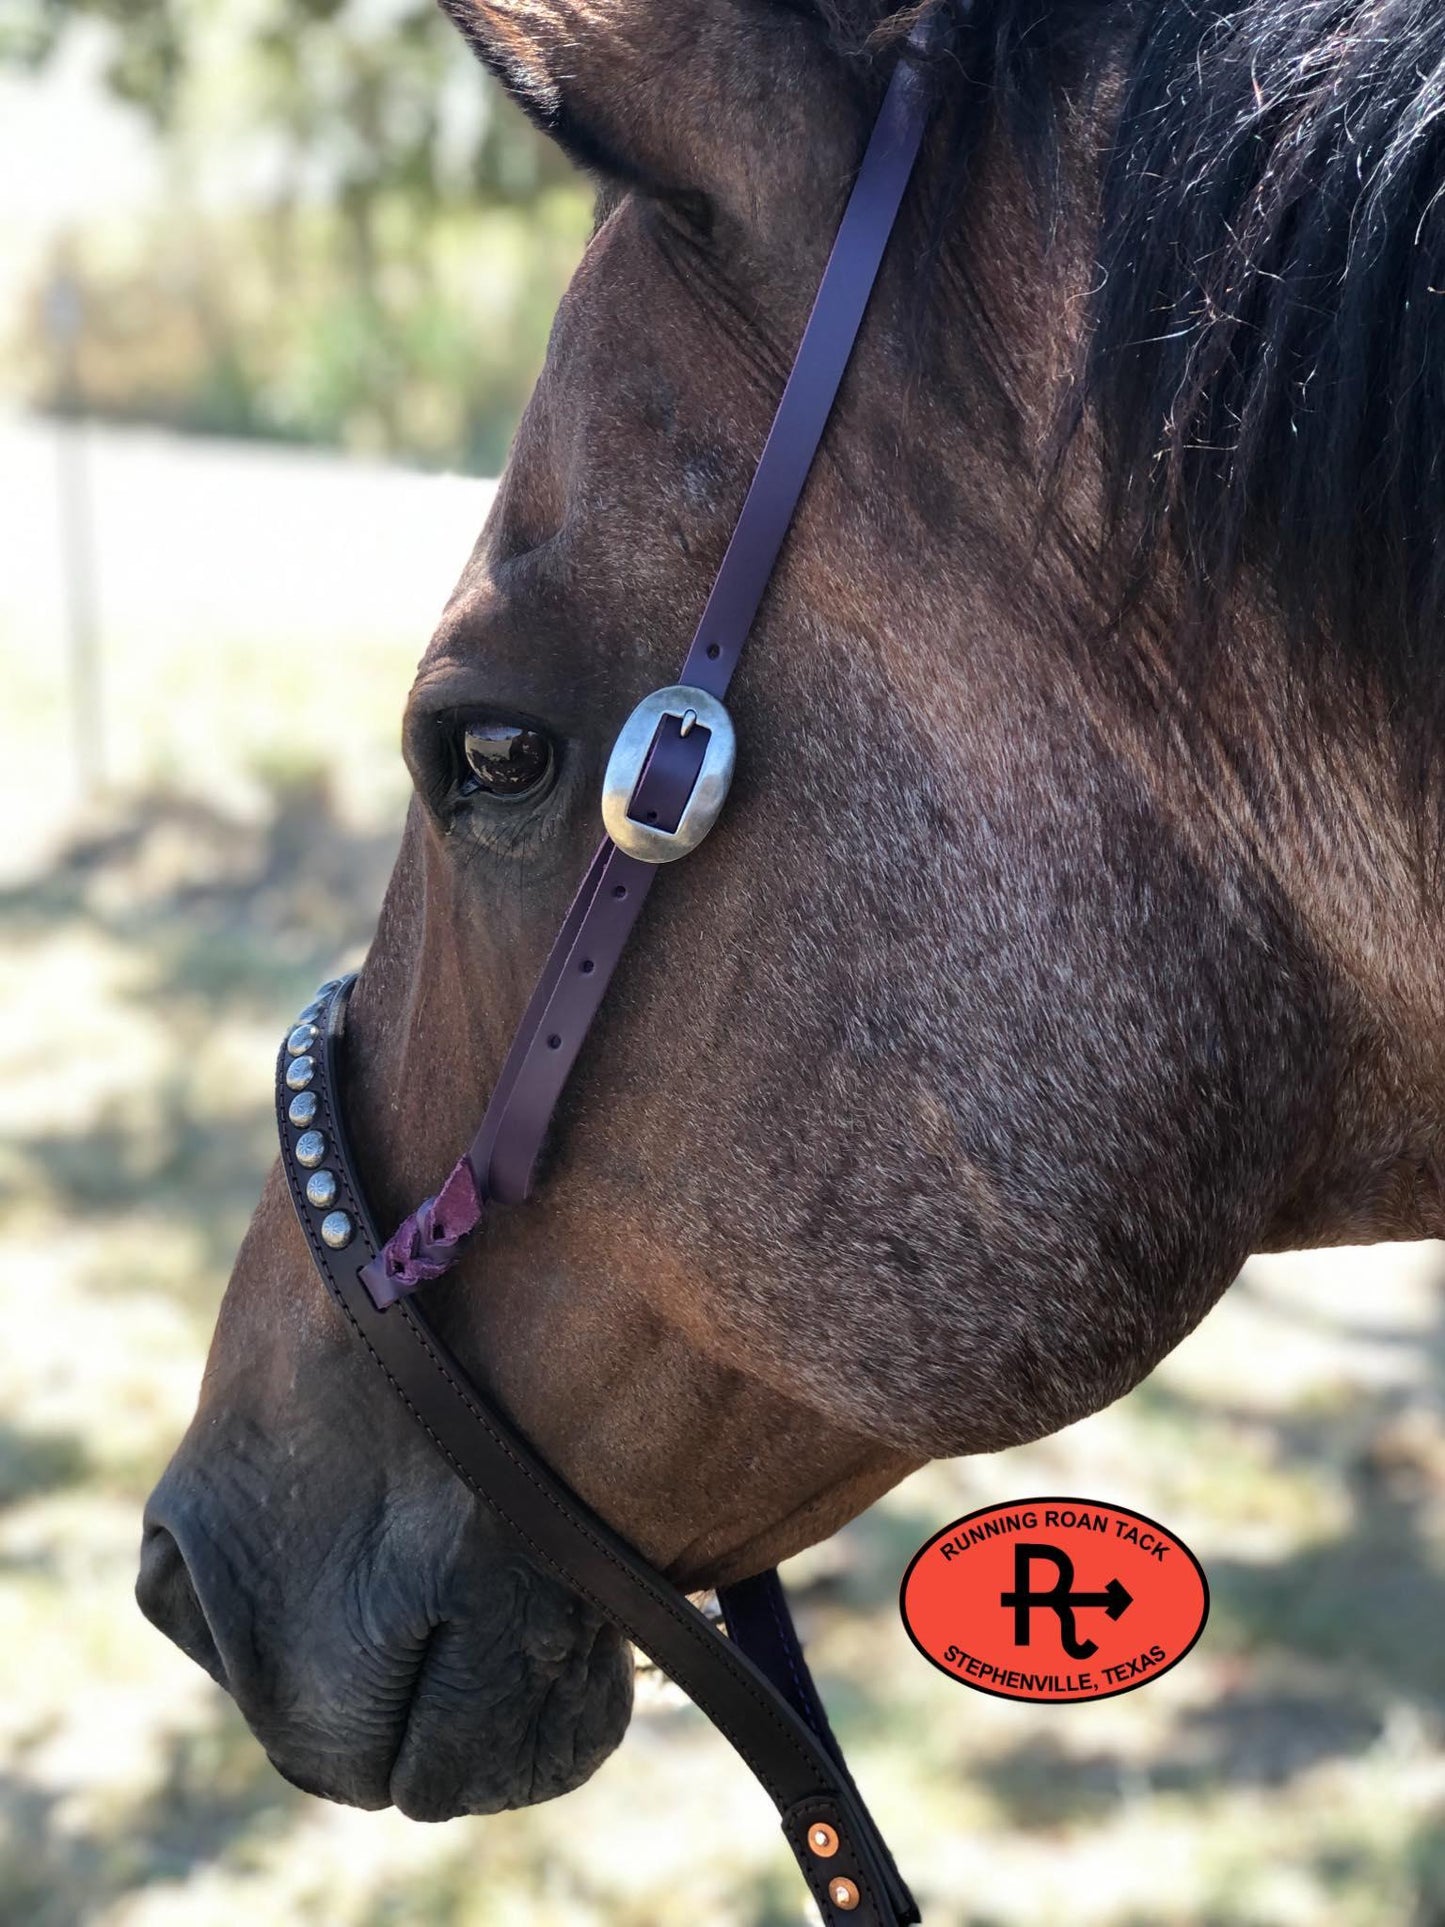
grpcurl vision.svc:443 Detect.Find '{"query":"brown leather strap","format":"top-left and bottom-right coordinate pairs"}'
top-left (278, 980), bottom-right (918, 1925)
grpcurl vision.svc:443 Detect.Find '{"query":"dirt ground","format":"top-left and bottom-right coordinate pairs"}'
top-left (4, 420), bottom-right (1445, 1926)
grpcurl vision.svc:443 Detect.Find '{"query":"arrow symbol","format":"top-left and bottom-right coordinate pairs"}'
top-left (1066, 1577), bottom-right (1134, 1620)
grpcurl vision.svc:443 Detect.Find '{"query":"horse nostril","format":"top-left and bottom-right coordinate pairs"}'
top-left (136, 1522), bottom-right (227, 1687)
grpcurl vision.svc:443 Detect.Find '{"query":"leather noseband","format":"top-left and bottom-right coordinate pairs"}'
top-left (276, 32), bottom-right (935, 1927)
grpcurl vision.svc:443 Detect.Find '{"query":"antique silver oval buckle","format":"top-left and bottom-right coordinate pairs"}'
top-left (601, 684), bottom-right (736, 864)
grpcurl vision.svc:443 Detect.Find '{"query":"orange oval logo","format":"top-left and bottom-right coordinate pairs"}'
top-left (900, 1497), bottom-right (1209, 1704)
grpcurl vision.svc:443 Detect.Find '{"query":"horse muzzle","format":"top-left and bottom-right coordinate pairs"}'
top-left (137, 1471), bottom-right (634, 1820)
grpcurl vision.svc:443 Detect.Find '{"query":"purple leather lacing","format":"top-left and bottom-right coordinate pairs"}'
top-left (375, 1154), bottom-right (486, 1291)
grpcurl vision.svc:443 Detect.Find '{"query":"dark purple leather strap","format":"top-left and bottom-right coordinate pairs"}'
top-left (676, 49), bottom-right (934, 699)
top-left (362, 36), bottom-right (932, 1306)
top-left (717, 1569), bottom-right (846, 1766)
top-left (279, 34), bottom-right (935, 1926)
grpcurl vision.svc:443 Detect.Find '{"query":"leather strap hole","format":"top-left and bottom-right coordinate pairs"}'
top-left (547, 1034), bottom-right (562, 1050)
top-left (580, 958), bottom-right (595, 975)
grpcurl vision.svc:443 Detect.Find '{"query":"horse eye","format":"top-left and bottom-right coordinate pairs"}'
top-left (459, 721), bottom-right (555, 801)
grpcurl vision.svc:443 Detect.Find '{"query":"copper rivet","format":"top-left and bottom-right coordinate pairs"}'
top-left (829, 1877), bottom-right (860, 1912)
top-left (809, 1824), bottom-right (839, 1858)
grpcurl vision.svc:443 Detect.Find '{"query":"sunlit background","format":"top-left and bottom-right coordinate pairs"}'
top-left (4, 7), bottom-right (1445, 1924)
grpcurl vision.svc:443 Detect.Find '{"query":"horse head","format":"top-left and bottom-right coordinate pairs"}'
top-left (140, 0), bottom-right (1445, 1828)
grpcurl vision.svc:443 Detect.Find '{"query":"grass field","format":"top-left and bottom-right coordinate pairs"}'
top-left (4, 418), bottom-right (1445, 1926)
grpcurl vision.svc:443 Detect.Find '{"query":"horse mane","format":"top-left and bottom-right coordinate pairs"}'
top-left (811, 0), bottom-right (1445, 752)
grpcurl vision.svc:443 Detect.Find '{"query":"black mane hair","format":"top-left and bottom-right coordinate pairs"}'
top-left (815, 0), bottom-right (1445, 760)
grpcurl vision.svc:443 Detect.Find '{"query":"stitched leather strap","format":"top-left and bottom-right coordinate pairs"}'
top-left (279, 980), bottom-right (919, 1925)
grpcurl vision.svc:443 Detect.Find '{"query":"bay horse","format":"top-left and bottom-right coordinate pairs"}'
top-left (140, 0), bottom-right (1445, 1859)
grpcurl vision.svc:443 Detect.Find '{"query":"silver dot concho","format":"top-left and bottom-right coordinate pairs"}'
top-left (286, 982), bottom-right (354, 1253)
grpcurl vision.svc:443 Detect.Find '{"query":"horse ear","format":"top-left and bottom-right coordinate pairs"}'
top-left (439, 1), bottom-right (832, 203)
top-left (439, 0), bottom-right (671, 185)
top-left (440, 1), bottom-right (573, 123)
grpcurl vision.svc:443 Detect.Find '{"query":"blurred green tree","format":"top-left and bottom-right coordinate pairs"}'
top-left (2, 0), bottom-right (591, 471)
